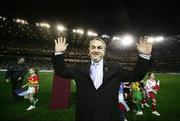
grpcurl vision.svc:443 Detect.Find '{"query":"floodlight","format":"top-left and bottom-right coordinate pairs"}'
top-left (57, 25), bottom-right (66, 32)
top-left (87, 31), bottom-right (98, 37)
top-left (121, 35), bottom-right (134, 46)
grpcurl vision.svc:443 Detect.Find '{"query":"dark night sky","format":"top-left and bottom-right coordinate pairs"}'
top-left (0, 0), bottom-right (180, 35)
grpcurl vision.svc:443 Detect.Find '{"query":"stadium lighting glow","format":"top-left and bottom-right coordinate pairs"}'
top-left (0, 16), bottom-right (6, 21)
top-left (148, 36), bottom-right (164, 43)
top-left (76, 29), bottom-right (84, 35)
top-left (57, 25), bottom-right (67, 32)
top-left (36, 23), bottom-right (50, 28)
top-left (155, 36), bottom-right (164, 42)
top-left (72, 29), bottom-right (76, 33)
top-left (112, 36), bottom-right (121, 41)
top-left (14, 18), bottom-right (28, 24)
top-left (87, 31), bottom-right (98, 37)
top-left (121, 35), bottom-right (134, 46)
top-left (111, 35), bottom-right (134, 48)
top-left (101, 34), bottom-right (110, 38)
top-left (73, 28), bottom-right (84, 35)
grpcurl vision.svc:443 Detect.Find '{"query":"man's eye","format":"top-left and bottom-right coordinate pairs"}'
top-left (91, 46), bottom-right (96, 49)
top-left (98, 47), bottom-right (103, 49)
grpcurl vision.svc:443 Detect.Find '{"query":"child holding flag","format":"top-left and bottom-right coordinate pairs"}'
top-left (22, 68), bottom-right (39, 110)
top-left (118, 82), bottom-right (130, 121)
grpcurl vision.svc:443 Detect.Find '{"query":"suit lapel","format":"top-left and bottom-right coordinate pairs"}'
top-left (83, 61), bottom-right (91, 78)
top-left (97, 61), bottom-right (110, 90)
top-left (81, 61), bottom-right (97, 89)
top-left (103, 61), bottom-right (110, 83)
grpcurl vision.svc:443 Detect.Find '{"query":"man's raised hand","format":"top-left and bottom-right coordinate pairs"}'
top-left (54, 37), bottom-right (69, 53)
top-left (136, 36), bottom-right (154, 55)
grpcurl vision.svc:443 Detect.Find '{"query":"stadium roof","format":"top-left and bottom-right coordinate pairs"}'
top-left (0, 0), bottom-right (180, 35)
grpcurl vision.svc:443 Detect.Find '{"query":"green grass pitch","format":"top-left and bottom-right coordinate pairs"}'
top-left (0, 72), bottom-right (180, 121)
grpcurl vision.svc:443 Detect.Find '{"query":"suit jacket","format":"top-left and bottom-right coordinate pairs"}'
top-left (52, 54), bottom-right (152, 121)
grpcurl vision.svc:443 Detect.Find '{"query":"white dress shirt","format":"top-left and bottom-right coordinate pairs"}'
top-left (90, 59), bottom-right (103, 89)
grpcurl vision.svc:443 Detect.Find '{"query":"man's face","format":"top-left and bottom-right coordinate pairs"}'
top-left (89, 40), bottom-right (106, 63)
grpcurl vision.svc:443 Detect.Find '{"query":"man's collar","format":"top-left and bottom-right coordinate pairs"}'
top-left (91, 59), bottom-right (103, 65)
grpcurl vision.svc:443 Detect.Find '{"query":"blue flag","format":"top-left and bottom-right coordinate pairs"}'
top-left (14, 88), bottom-right (28, 96)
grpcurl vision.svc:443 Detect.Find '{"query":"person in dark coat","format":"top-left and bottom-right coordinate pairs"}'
top-left (5, 57), bottom-right (28, 102)
top-left (53, 36), bottom-right (153, 121)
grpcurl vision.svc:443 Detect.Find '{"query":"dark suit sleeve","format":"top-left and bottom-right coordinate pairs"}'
top-left (120, 56), bottom-right (153, 82)
top-left (52, 54), bottom-right (77, 79)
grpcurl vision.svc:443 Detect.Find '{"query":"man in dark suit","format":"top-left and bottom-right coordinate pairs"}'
top-left (53, 36), bottom-right (153, 121)
top-left (5, 57), bottom-right (28, 103)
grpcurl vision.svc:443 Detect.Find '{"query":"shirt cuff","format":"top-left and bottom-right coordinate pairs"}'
top-left (54, 52), bottom-right (64, 55)
top-left (139, 54), bottom-right (151, 60)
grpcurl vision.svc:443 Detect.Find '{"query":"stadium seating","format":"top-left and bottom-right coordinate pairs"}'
top-left (1, 16), bottom-right (180, 72)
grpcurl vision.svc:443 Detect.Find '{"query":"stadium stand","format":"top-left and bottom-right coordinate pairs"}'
top-left (0, 16), bottom-right (180, 72)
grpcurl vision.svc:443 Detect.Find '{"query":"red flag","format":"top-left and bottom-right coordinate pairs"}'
top-left (49, 74), bottom-right (71, 110)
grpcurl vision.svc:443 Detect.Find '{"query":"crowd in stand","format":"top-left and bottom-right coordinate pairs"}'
top-left (0, 16), bottom-right (180, 72)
